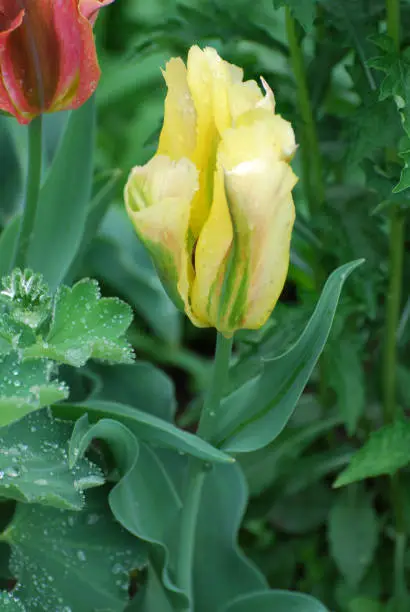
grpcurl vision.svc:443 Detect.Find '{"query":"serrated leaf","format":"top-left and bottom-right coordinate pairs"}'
top-left (0, 269), bottom-right (51, 331)
top-left (0, 314), bottom-right (36, 356)
top-left (0, 410), bottom-right (104, 509)
top-left (0, 592), bottom-right (26, 610)
top-left (0, 352), bottom-right (68, 427)
top-left (273, 0), bottom-right (317, 31)
top-left (215, 261), bottom-right (363, 453)
top-left (24, 279), bottom-right (133, 367)
top-left (328, 488), bottom-right (378, 585)
top-left (334, 420), bottom-right (410, 487)
top-left (368, 36), bottom-right (410, 191)
top-left (4, 490), bottom-right (147, 612)
top-left (223, 590), bottom-right (329, 612)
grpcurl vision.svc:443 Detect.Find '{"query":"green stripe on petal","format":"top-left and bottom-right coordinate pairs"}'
top-left (124, 155), bottom-right (202, 325)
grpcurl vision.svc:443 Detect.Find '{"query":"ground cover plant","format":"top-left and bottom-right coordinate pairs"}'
top-left (1, 0), bottom-right (410, 611)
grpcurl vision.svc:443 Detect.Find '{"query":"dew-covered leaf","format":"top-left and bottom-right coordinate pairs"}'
top-left (24, 279), bottom-right (133, 367)
top-left (0, 269), bottom-right (51, 331)
top-left (4, 489), bottom-right (147, 612)
top-left (0, 352), bottom-right (68, 427)
top-left (0, 592), bottom-right (26, 610)
top-left (0, 410), bottom-right (104, 509)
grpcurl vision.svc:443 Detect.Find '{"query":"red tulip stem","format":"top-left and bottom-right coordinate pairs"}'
top-left (13, 115), bottom-right (43, 271)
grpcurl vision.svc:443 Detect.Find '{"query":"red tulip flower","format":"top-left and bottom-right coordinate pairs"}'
top-left (0, 0), bottom-right (114, 124)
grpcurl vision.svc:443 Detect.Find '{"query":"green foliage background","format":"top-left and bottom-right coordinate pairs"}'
top-left (2, 0), bottom-right (410, 610)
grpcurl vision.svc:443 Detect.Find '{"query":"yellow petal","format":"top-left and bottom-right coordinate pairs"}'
top-left (222, 161), bottom-right (296, 330)
top-left (124, 156), bottom-right (203, 324)
top-left (157, 58), bottom-right (197, 160)
top-left (190, 167), bottom-right (233, 327)
top-left (215, 121), bottom-right (297, 332)
top-left (186, 46), bottom-right (220, 238)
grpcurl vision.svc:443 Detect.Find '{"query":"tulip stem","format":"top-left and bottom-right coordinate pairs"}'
top-left (285, 7), bottom-right (325, 212)
top-left (176, 333), bottom-right (233, 611)
top-left (13, 115), bottom-right (43, 271)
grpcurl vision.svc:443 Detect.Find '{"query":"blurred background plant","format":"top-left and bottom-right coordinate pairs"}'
top-left (2, 0), bottom-right (410, 610)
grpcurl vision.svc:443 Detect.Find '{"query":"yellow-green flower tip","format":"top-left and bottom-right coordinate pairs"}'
top-left (124, 46), bottom-right (298, 334)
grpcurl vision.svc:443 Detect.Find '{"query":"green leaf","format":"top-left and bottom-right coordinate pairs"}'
top-left (24, 279), bottom-right (133, 367)
top-left (238, 412), bottom-right (343, 496)
top-left (194, 464), bottom-right (266, 612)
top-left (0, 352), bottom-right (68, 427)
top-left (0, 592), bottom-right (26, 610)
top-left (26, 98), bottom-right (95, 291)
top-left (4, 490), bottom-right (147, 612)
top-left (273, 0), bottom-right (317, 30)
top-left (334, 420), bottom-right (410, 487)
top-left (216, 261), bottom-right (363, 453)
top-left (0, 215), bottom-right (21, 278)
top-left (223, 590), bottom-right (329, 612)
top-left (65, 169), bottom-right (122, 284)
top-left (348, 598), bottom-right (383, 612)
top-left (327, 333), bottom-right (366, 435)
top-left (0, 269), bottom-right (51, 331)
top-left (0, 116), bottom-right (22, 225)
top-left (56, 400), bottom-right (234, 464)
top-left (328, 488), bottom-right (379, 586)
top-left (368, 36), bottom-right (410, 192)
top-left (69, 416), bottom-right (186, 610)
top-left (0, 410), bottom-right (104, 509)
top-left (269, 482), bottom-right (332, 534)
top-left (89, 362), bottom-right (176, 422)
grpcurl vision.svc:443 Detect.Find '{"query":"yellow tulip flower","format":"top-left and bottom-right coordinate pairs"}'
top-left (125, 46), bottom-right (297, 335)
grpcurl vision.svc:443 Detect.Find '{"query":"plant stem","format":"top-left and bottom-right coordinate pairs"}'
top-left (12, 115), bottom-right (43, 271)
top-left (176, 333), bottom-right (233, 611)
top-left (384, 2), bottom-right (407, 610)
top-left (383, 0), bottom-right (403, 425)
top-left (197, 333), bottom-right (234, 440)
top-left (285, 7), bottom-right (325, 212)
top-left (383, 211), bottom-right (404, 423)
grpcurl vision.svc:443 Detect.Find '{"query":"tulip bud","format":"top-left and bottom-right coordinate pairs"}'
top-left (0, 0), bottom-right (114, 124)
top-left (125, 46), bottom-right (298, 335)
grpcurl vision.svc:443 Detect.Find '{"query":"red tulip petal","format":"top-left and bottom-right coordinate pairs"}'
top-left (79, 0), bottom-right (114, 25)
top-left (50, 0), bottom-right (101, 112)
top-left (0, 7), bottom-right (31, 122)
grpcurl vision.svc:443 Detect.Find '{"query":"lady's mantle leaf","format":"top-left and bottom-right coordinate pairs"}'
top-left (24, 279), bottom-right (133, 367)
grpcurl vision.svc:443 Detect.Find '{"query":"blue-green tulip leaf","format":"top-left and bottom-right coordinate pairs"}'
top-left (216, 260), bottom-right (363, 453)
top-left (27, 98), bottom-right (95, 291)
top-left (223, 590), bottom-right (329, 612)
